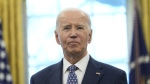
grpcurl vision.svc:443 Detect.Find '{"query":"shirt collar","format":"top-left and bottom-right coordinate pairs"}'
top-left (63, 53), bottom-right (90, 74)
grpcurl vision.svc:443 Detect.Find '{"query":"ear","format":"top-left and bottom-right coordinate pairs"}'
top-left (88, 29), bottom-right (92, 44)
top-left (55, 31), bottom-right (60, 45)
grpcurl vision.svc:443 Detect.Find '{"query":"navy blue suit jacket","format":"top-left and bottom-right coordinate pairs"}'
top-left (30, 56), bottom-right (127, 84)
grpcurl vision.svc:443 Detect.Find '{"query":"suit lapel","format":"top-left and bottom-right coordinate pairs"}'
top-left (46, 60), bottom-right (63, 84)
top-left (82, 57), bottom-right (104, 84)
top-left (44, 57), bottom-right (104, 84)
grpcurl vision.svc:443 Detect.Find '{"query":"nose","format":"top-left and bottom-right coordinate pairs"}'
top-left (70, 28), bottom-right (77, 39)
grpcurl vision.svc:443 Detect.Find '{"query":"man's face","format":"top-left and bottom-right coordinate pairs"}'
top-left (55, 10), bottom-right (92, 56)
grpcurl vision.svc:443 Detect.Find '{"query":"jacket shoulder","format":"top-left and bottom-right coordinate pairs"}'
top-left (30, 61), bottom-right (61, 84)
top-left (92, 57), bottom-right (125, 73)
top-left (91, 58), bottom-right (127, 84)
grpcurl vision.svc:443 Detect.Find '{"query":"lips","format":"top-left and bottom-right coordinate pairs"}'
top-left (69, 42), bottom-right (79, 44)
top-left (68, 41), bottom-right (79, 44)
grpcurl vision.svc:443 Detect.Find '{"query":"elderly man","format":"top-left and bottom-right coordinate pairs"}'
top-left (30, 8), bottom-right (127, 84)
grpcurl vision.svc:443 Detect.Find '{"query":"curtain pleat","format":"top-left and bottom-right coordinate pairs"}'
top-left (16, 0), bottom-right (24, 83)
top-left (140, 0), bottom-right (150, 54)
top-left (0, 0), bottom-right (24, 84)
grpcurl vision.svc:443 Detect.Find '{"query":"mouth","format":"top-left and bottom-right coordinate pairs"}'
top-left (68, 42), bottom-right (79, 44)
top-left (69, 42), bottom-right (78, 44)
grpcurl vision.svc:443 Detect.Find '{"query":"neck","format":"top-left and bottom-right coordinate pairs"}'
top-left (64, 51), bottom-right (87, 64)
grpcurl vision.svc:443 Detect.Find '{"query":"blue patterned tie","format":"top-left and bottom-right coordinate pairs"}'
top-left (67, 65), bottom-right (78, 84)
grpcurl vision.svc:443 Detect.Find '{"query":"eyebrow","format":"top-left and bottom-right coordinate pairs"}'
top-left (76, 24), bottom-right (84, 27)
top-left (62, 25), bottom-right (71, 28)
top-left (62, 22), bottom-right (85, 26)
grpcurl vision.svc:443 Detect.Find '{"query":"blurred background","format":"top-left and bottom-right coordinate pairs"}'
top-left (0, 0), bottom-right (150, 84)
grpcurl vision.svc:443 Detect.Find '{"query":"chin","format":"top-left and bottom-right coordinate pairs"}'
top-left (67, 49), bottom-right (81, 54)
top-left (70, 50), bottom-right (80, 53)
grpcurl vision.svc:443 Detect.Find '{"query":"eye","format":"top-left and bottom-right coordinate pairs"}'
top-left (64, 27), bottom-right (70, 30)
top-left (77, 27), bottom-right (84, 30)
top-left (63, 26), bottom-right (70, 30)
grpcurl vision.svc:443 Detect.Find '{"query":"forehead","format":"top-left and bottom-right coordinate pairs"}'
top-left (61, 10), bottom-right (85, 18)
top-left (58, 10), bottom-right (88, 24)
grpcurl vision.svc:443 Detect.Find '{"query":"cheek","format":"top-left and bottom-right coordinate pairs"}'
top-left (58, 34), bottom-right (68, 45)
top-left (80, 35), bottom-right (88, 44)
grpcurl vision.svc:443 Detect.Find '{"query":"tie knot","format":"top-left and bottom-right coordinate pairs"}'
top-left (68, 65), bottom-right (77, 72)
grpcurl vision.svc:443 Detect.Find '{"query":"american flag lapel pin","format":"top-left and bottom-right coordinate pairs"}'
top-left (96, 72), bottom-right (100, 75)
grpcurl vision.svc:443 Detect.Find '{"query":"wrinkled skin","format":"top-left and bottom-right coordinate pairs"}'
top-left (55, 8), bottom-right (92, 64)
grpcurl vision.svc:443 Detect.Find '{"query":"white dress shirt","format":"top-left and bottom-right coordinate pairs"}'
top-left (63, 53), bottom-right (90, 84)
